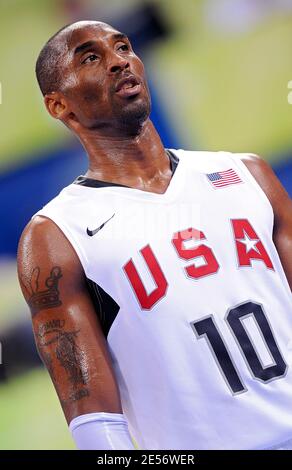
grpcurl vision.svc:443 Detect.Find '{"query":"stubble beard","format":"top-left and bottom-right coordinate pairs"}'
top-left (112, 96), bottom-right (151, 136)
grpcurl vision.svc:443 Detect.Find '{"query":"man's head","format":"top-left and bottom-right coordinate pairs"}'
top-left (36, 21), bottom-right (151, 135)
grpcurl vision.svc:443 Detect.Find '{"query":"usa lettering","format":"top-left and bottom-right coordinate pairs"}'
top-left (123, 219), bottom-right (274, 309)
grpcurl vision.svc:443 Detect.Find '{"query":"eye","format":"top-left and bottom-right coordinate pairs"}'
top-left (117, 43), bottom-right (129, 52)
top-left (82, 54), bottom-right (99, 64)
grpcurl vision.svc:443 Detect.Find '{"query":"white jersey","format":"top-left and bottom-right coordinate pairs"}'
top-left (35, 149), bottom-right (292, 450)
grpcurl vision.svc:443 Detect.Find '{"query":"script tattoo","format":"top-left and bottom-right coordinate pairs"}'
top-left (38, 319), bottom-right (65, 336)
top-left (37, 320), bottom-right (90, 403)
top-left (22, 266), bottom-right (62, 316)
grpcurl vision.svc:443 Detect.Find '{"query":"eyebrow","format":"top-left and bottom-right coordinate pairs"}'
top-left (74, 41), bottom-right (95, 55)
top-left (74, 33), bottom-right (129, 56)
top-left (112, 33), bottom-right (128, 42)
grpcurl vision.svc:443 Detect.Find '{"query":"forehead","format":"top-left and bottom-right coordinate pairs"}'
top-left (65, 22), bottom-right (124, 51)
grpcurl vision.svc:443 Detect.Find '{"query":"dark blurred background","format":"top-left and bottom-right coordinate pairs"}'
top-left (0, 0), bottom-right (291, 449)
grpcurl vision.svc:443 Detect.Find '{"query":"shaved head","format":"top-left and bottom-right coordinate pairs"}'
top-left (35, 21), bottom-right (113, 96)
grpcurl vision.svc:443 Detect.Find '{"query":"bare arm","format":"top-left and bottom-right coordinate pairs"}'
top-left (241, 154), bottom-right (292, 290)
top-left (17, 215), bottom-right (122, 424)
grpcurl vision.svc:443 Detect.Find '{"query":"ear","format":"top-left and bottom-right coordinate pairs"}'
top-left (44, 92), bottom-right (72, 121)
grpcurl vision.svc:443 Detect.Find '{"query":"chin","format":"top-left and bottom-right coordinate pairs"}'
top-left (115, 98), bottom-right (151, 134)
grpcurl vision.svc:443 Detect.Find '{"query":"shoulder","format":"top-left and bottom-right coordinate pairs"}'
top-left (232, 153), bottom-right (292, 224)
top-left (17, 216), bottom-right (83, 278)
top-left (18, 215), bottom-right (65, 249)
top-left (235, 152), bottom-right (273, 180)
top-left (234, 152), bottom-right (285, 200)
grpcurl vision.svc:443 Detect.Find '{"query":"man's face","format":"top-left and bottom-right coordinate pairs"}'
top-left (58, 22), bottom-right (151, 132)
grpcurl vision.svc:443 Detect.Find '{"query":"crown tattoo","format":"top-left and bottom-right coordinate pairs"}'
top-left (23, 266), bottom-right (63, 315)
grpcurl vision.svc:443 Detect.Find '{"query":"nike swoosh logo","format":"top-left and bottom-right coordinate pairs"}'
top-left (87, 213), bottom-right (115, 237)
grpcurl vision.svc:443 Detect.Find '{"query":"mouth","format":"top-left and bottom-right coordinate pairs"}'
top-left (115, 75), bottom-right (142, 98)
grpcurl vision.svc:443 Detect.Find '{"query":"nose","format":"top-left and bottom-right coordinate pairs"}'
top-left (108, 53), bottom-right (129, 74)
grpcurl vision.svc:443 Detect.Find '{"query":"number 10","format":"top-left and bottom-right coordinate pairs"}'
top-left (191, 301), bottom-right (287, 394)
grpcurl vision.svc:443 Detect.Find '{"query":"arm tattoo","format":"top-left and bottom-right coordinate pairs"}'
top-left (21, 266), bottom-right (63, 316)
top-left (55, 330), bottom-right (89, 385)
top-left (37, 320), bottom-right (90, 403)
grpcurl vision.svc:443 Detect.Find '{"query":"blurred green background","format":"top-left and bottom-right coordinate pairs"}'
top-left (0, 0), bottom-right (291, 450)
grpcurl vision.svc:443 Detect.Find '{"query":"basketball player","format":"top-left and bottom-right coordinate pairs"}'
top-left (17, 21), bottom-right (292, 450)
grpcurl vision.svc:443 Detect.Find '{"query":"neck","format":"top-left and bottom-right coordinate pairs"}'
top-left (77, 120), bottom-right (170, 190)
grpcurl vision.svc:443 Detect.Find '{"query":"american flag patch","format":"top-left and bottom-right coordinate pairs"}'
top-left (206, 168), bottom-right (243, 188)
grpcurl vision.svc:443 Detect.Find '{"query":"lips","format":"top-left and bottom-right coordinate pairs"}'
top-left (115, 75), bottom-right (142, 98)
